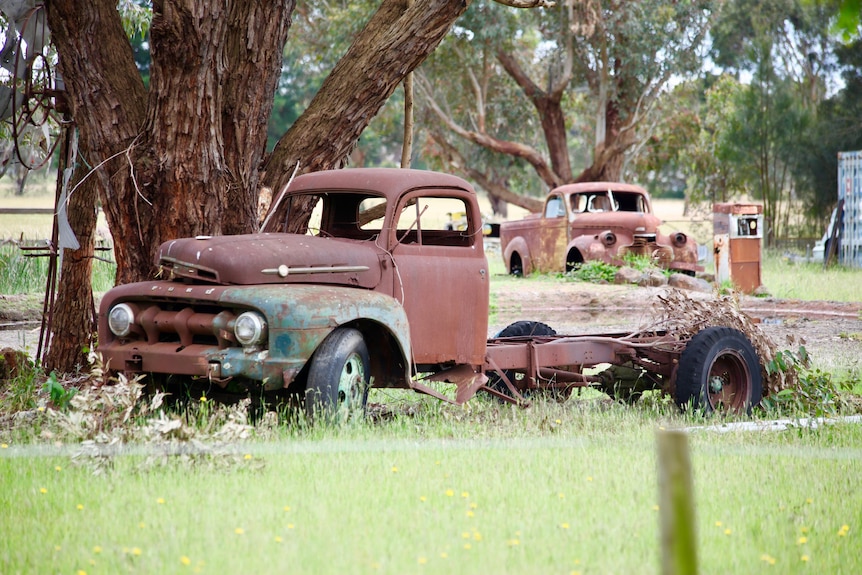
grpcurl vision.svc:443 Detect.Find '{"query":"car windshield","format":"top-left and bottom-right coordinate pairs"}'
top-left (570, 191), bottom-right (647, 213)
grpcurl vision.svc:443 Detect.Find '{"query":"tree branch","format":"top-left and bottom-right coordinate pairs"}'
top-left (416, 72), bottom-right (563, 188)
top-left (429, 130), bottom-right (544, 213)
top-left (492, 0), bottom-right (556, 7)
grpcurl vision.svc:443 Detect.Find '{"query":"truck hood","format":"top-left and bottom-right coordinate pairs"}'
top-left (156, 233), bottom-right (383, 288)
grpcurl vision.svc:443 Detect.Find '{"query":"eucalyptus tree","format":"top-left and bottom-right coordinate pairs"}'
top-left (702, 0), bottom-right (841, 241)
top-left (34, 0), bottom-right (548, 372)
top-left (417, 0), bottom-right (715, 210)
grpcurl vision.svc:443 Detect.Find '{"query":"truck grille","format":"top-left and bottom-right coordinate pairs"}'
top-left (120, 301), bottom-right (239, 349)
top-left (623, 236), bottom-right (672, 266)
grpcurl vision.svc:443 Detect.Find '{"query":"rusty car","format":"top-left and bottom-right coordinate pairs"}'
top-left (98, 169), bottom-right (762, 419)
top-left (499, 182), bottom-right (702, 276)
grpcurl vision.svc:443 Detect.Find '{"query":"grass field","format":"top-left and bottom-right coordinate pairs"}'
top-left (1, 404), bottom-right (860, 575)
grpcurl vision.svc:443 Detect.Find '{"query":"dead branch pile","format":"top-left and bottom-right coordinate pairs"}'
top-left (652, 289), bottom-right (799, 396)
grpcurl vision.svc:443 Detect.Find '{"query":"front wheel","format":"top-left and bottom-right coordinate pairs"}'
top-left (305, 328), bottom-right (370, 422)
top-left (675, 327), bottom-right (762, 414)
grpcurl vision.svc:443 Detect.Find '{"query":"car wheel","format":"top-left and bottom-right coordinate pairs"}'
top-left (675, 327), bottom-right (762, 414)
top-left (305, 328), bottom-right (370, 422)
top-left (510, 253), bottom-right (524, 276)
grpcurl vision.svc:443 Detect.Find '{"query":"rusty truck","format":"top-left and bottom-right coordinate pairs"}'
top-left (499, 182), bottom-right (702, 276)
top-left (98, 168), bottom-right (762, 419)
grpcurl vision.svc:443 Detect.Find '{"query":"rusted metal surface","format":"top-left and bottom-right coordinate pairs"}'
top-left (98, 282), bottom-right (415, 391)
top-left (475, 330), bottom-right (685, 405)
top-left (500, 182), bottom-right (702, 276)
top-left (713, 203), bottom-right (763, 294)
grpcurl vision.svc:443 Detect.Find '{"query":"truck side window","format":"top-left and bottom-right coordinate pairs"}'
top-left (396, 196), bottom-right (473, 247)
top-left (544, 195), bottom-right (565, 218)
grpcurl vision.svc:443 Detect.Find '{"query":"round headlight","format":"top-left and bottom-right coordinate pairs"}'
top-left (108, 303), bottom-right (135, 337)
top-left (234, 311), bottom-right (267, 347)
top-left (672, 232), bottom-right (688, 248)
top-left (601, 231), bottom-right (617, 246)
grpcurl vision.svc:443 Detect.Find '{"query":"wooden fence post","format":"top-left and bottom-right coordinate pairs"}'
top-left (657, 429), bottom-right (698, 575)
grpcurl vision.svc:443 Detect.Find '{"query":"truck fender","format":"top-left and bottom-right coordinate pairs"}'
top-left (567, 236), bottom-right (606, 264)
top-left (220, 285), bottom-right (413, 389)
top-left (503, 236), bottom-right (533, 275)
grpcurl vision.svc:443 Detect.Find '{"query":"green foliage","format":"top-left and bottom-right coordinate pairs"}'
top-left (835, 0), bottom-right (862, 39)
top-left (42, 372), bottom-right (76, 411)
top-left (0, 357), bottom-right (40, 413)
top-left (762, 346), bottom-right (858, 416)
top-left (267, 1), bottom-right (406, 162)
top-left (418, 0), bottom-right (716, 203)
top-left (563, 254), bottom-right (666, 284)
top-left (566, 260), bottom-right (617, 283)
top-left (117, 0), bottom-right (152, 39)
top-left (620, 253), bottom-right (665, 274)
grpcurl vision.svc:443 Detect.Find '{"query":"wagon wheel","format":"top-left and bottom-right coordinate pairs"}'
top-left (675, 327), bottom-right (763, 414)
top-left (305, 328), bottom-right (370, 423)
top-left (486, 321), bottom-right (569, 401)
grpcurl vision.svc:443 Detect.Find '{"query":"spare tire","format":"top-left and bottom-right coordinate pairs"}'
top-left (486, 321), bottom-right (557, 400)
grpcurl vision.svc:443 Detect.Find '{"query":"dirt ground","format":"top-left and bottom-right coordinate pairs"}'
top-left (2, 280), bottom-right (862, 374)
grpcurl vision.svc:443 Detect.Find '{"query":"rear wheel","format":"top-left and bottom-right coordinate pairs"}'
top-left (486, 321), bottom-right (558, 400)
top-left (305, 328), bottom-right (370, 422)
top-left (675, 327), bottom-right (762, 414)
top-left (509, 253), bottom-right (524, 276)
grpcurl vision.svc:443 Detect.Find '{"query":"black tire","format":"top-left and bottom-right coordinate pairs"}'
top-left (486, 321), bottom-right (557, 400)
top-left (675, 327), bottom-right (762, 414)
top-left (509, 253), bottom-right (524, 276)
top-left (305, 328), bottom-right (370, 422)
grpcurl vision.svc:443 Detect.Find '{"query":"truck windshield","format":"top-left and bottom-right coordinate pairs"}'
top-left (287, 192), bottom-right (387, 240)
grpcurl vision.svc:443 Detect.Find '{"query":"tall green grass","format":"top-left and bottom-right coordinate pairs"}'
top-left (1, 407), bottom-right (859, 575)
top-left (761, 254), bottom-right (862, 303)
top-left (0, 243), bottom-right (115, 294)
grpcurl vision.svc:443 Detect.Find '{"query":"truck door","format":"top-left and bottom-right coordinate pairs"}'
top-left (535, 193), bottom-right (568, 271)
top-left (388, 191), bottom-right (489, 368)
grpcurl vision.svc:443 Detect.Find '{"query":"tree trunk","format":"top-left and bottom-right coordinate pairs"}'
top-left (46, 0), bottom-right (149, 284)
top-left (262, 0), bottom-right (469, 231)
top-left (45, 0), bottom-right (293, 372)
top-left (47, 0), bottom-right (294, 285)
top-left (497, 50), bottom-right (572, 184)
top-left (43, 155), bottom-right (98, 374)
